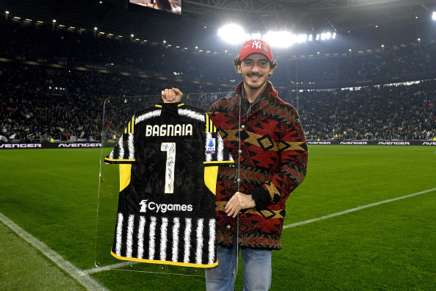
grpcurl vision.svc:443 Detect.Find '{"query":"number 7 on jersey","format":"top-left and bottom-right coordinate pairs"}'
top-left (160, 142), bottom-right (176, 194)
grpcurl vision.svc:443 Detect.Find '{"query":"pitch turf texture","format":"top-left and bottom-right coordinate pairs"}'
top-left (0, 146), bottom-right (435, 290)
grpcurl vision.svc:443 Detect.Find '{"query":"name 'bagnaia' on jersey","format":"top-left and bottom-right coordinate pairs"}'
top-left (104, 102), bottom-right (233, 268)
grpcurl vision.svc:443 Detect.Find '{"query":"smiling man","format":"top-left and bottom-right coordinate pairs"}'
top-left (205, 39), bottom-right (308, 291)
top-left (161, 39), bottom-right (308, 291)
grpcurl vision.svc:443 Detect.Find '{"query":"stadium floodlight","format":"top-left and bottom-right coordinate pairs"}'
top-left (217, 23), bottom-right (248, 45)
top-left (320, 31), bottom-right (332, 41)
top-left (218, 25), bottom-right (336, 47)
top-left (52, 19), bottom-right (56, 23)
top-left (5, 10), bottom-right (10, 15)
top-left (130, 34), bottom-right (134, 38)
top-left (296, 33), bottom-right (308, 44)
top-left (432, 11), bottom-right (436, 21)
top-left (263, 30), bottom-right (296, 48)
top-left (94, 26), bottom-right (98, 31)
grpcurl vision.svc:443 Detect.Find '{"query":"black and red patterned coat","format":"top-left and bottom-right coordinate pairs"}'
top-left (209, 81), bottom-right (308, 249)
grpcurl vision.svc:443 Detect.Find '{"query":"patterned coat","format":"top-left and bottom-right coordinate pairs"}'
top-left (209, 81), bottom-right (308, 249)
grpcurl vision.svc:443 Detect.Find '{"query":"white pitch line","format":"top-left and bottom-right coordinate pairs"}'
top-left (83, 262), bottom-right (204, 277)
top-left (284, 187), bottom-right (436, 229)
top-left (0, 211), bottom-right (107, 291)
top-left (85, 264), bottom-right (203, 277)
top-left (84, 262), bottom-right (134, 275)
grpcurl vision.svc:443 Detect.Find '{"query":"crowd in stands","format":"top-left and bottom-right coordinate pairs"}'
top-left (282, 42), bottom-right (436, 88)
top-left (0, 64), bottom-right (101, 142)
top-left (1, 19), bottom-right (435, 143)
top-left (1, 60), bottom-right (434, 143)
top-left (295, 82), bottom-right (435, 141)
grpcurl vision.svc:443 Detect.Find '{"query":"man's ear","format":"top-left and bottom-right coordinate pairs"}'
top-left (234, 57), bottom-right (242, 74)
top-left (268, 63), bottom-right (277, 76)
top-left (235, 64), bottom-right (242, 74)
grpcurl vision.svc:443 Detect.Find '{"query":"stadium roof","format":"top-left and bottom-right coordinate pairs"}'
top-left (2, 0), bottom-right (436, 47)
top-left (184, 0), bottom-right (436, 30)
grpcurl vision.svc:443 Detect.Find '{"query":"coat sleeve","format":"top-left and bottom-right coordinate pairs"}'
top-left (251, 107), bottom-right (308, 210)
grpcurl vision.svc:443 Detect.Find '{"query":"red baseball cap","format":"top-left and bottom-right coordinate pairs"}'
top-left (238, 39), bottom-right (274, 62)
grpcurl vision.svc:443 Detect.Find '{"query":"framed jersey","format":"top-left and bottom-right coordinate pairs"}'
top-left (104, 102), bottom-right (233, 268)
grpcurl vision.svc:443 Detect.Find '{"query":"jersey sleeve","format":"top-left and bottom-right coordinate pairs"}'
top-left (203, 113), bottom-right (234, 194)
top-left (104, 115), bottom-right (136, 164)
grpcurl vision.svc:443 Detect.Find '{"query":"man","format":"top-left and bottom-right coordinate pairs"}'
top-left (162, 39), bottom-right (307, 291)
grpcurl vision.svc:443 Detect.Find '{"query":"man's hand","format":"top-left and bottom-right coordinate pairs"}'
top-left (225, 192), bottom-right (256, 218)
top-left (161, 88), bottom-right (183, 103)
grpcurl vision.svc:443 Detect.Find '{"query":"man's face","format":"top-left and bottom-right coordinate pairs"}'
top-left (237, 53), bottom-right (274, 89)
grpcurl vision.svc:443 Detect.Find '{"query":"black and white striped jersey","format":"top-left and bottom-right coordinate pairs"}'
top-left (104, 102), bottom-right (233, 268)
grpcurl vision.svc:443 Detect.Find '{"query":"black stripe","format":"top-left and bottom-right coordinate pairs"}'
top-left (120, 214), bottom-right (128, 257)
top-left (153, 217), bottom-right (161, 261)
top-left (202, 219), bottom-right (211, 265)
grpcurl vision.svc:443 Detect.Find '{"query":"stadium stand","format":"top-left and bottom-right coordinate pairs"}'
top-left (296, 82), bottom-right (435, 141)
top-left (0, 18), bottom-right (435, 143)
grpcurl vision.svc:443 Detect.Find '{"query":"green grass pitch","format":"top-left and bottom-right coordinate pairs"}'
top-left (0, 146), bottom-right (435, 290)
